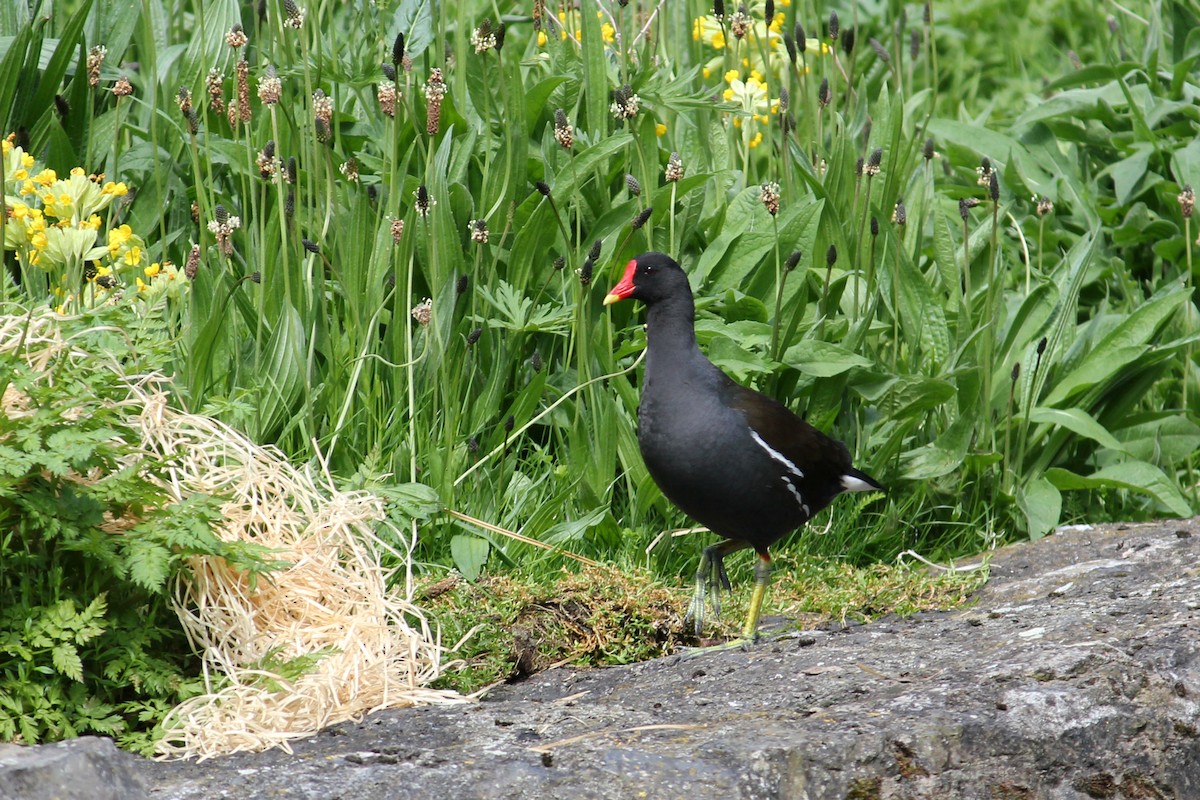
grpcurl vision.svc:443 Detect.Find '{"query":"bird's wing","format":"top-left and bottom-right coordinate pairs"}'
top-left (721, 378), bottom-right (854, 477)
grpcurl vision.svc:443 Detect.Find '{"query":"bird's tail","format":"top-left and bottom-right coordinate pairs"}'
top-left (841, 467), bottom-right (884, 493)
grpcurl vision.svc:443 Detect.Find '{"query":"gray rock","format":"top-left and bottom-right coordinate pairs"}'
top-left (0, 736), bottom-right (146, 800)
top-left (15, 519), bottom-right (1200, 799)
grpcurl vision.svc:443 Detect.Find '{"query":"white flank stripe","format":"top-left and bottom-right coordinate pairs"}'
top-left (841, 474), bottom-right (876, 493)
top-left (781, 477), bottom-right (805, 507)
top-left (749, 429), bottom-right (805, 479)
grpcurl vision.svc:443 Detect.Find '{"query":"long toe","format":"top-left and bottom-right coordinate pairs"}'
top-left (685, 590), bottom-right (706, 637)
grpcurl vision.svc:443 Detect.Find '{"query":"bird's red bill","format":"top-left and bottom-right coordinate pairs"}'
top-left (603, 259), bottom-right (638, 306)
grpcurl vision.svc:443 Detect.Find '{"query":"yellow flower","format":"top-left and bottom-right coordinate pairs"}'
top-left (0, 138), bottom-right (9, 156)
top-left (31, 231), bottom-right (48, 249)
top-left (748, 132), bottom-right (763, 148)
top-left (70, 167), bottom-right (86, 177)
top-left (123, 245), bottom-right (142, 266)
top-left (702, 67), bottom-right (711, 79)
top-left (19, 179), bottom-right (34, 195)
top-left (21, 153), bottom-right (34, 169)
top-left (537, 30), bottom-right (547, 46)
top-left (84, 215), bottom-right (102, 230)
top-left (108, 223), bottom-right (133, 256)
top-left (135, 276), bottom-right (148, 292)
top-left (694, 14), bottom-right (724, 48)
top-left (601, 22), bottom-right (615, 44)
top-left (724, 69), bottom-right (740, 85)
top-left (12, 168), bottom-right (27, 181)
top-left (33, 168), bottom-right (56, 186)
top-left (101, 181), bottom-right (128, 196)
top-left (11, 202), bottom-right (29, 220)
top-left (144, 261), bottom-right (161, 278)
top-left (655, 123), bottom-right (667, 137)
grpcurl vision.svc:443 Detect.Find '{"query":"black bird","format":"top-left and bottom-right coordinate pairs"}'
top-left (604, 252), bottom-right (883, 641)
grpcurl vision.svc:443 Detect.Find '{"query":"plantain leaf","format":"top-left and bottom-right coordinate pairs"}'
top-left (1044, 287), bottom-right (1189, 406)
top-left (450, 535), bottom-right (490, 582)
top-left (1045, 461), bottom-right (1193, 517)
top-left (391, 0), bottom-right (434, 59)
top-left (782, 340), bottom-right (873, 378)
top-left (1016, 476), bottom-right (1062, 539)
top-left (1028, 407), bottom-right (1127, 452)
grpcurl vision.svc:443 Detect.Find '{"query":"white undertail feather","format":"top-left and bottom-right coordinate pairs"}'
top-left (841, 474), bottom-right (876, 493)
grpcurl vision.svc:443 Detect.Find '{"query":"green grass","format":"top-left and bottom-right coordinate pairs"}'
top-left (1, 0), bottom-right (1198, 739)
top-left (423, 555), bottom-right (987, 693)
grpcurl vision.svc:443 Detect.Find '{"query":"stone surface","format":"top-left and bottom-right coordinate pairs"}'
top-left (0, 736), bottom-right (146, 800)
top-left (10, 519), bottom-right (1200, 799)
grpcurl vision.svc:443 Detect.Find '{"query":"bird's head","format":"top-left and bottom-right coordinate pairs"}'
top-left (602, 252), bottom-right (687, 307)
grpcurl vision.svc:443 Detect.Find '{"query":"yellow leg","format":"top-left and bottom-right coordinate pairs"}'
top-left (741, 554), bottom-right (772, 641)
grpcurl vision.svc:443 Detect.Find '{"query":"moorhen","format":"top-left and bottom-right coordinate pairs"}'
top-left (603, 252), bottom-right (883, 642)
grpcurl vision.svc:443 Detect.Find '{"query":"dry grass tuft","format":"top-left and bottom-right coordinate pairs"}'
top-left (0, 309), bottom-right (464, 761)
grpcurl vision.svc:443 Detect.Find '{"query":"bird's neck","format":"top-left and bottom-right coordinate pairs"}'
top-left (645, 293), bottom-right (698, 357)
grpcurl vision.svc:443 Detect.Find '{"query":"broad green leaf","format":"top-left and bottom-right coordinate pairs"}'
top-left (895, 248), bottom-right (950, 369)
top-left (1171, 135), bottom-right (1200, 187)
top-left (927, 118), bottom-right (1021, 166)
top-left (1104, 145), bottom-right (1152, 205)
top-left (931, 210), bottom-right (960, 298)
top-left (177, 0), bottom-right (238, 95)
top-left (1044, 287), bottom-right (1190, 406)
top-left (691, 187), bottom-right (765, 287)
top-left (1045, 462), bottom-right (1193, 517)
top-left (783, 340), bottom-right (873, 378)
top-left (450, 534), bottom-right (490, 582)
top-left (579, 0), bottom-right (608, 136)
top-left (27, 0), bottom-right (94, 132)
top-left (1028, 407), bottom-right (1127, 452)
top-left (391, 0), bottom-right (434, 58)
top-left (385, 483), bottom-right (441, 521)
top-left (899, 414), bottom-right (973, 480)
top-left (1016, 476), bottom-right (1062, 539)
top-left (707, 335), bottom-right (774, 380)
top-left (542, 507), bottom-right (608, 546)
top-left (524, 77), bottom-right (568, 134)
top-left (0, 24), bottom-right (30, 133)
top-left (708, 198), bottom-right (823, 293)
top-left (888, 376), bottom-right (957, 415)
top-left (1114, 414), bottom-right (1200, 464)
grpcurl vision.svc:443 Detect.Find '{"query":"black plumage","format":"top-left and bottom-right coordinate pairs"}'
top-left (604, 252), bottom-right (883, 641)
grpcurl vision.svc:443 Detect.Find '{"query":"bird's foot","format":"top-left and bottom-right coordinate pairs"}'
top-left (673, 635), bottom-right (759, 662)
top-left (684, 581), bottom-right (720, 638)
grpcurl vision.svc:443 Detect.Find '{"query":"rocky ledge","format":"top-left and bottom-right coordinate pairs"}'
top-left (5, 518), bottom-right (1199, 799)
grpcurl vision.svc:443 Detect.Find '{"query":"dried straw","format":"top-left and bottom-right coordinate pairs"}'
top-left (0, 309), bottom-right (465, 761)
